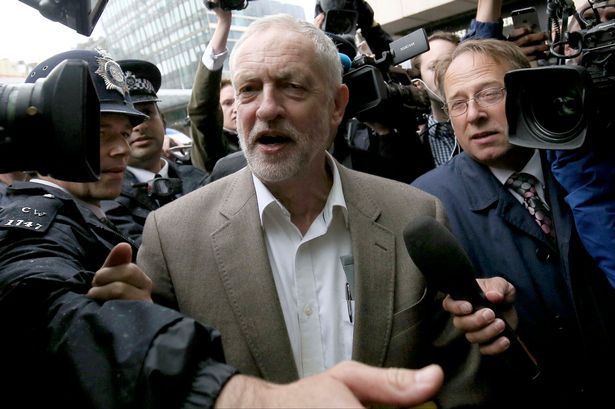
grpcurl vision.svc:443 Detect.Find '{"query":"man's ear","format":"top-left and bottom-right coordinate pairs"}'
top-left (332, 83), bottom-right (350, 127)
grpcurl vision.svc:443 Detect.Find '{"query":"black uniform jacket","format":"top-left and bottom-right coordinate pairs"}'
top-left (0, 182), bottom-right (236, 409)
top-left (102, 160), bottom-right (208, 247)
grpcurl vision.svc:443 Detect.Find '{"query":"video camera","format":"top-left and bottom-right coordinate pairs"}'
top-left (317, 0), bottom-right (360, 36)
top-left (0, 0), bottom-right (109, 181)
top-left (505, 0), bottom-right (615, 150)
top-left (342, 28), bottom-right (431, 129)
top-left (0, 60), bottom-right (100, 182)
top-left (18, 0), bottom-right (108, 36)
top-left (203, 0), bottom-right (254, 11)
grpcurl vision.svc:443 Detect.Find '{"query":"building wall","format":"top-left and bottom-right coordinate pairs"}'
top-left (370, 0), bottom-right (548, 37)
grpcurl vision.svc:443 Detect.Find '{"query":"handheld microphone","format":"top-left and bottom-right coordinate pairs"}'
top-left (403, 215), bottom-right (541, 381)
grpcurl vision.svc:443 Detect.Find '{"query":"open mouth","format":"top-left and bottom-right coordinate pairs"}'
top-left (257, 135), bottom-right (292, 145)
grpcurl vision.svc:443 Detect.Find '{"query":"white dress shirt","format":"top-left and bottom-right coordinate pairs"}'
top-left (254, 154), bottom-right (353, 377)
top-left (127, 158), bottom-right (169, 183)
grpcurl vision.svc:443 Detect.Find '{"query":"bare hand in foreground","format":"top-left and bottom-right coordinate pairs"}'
top-left (216, 360), bottom-right (444, 408)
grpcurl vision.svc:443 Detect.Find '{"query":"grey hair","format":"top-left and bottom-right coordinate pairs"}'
top-left (229, 14), bottom-right (343, 89)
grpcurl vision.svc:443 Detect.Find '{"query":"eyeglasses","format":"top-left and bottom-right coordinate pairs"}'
top-left (444, 87), bottom-right (507, 117)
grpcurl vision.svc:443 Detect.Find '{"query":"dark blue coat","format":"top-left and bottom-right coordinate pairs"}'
top-left (0, 182), bottom-right (236, 408)
top-left (412, 152), bottom-right (615, 408)
top-left (101, 159), bottom-right (207, 247)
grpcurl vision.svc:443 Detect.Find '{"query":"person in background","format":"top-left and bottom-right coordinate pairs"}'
top-left (412, 38), bottom-right (615, 408)
top-left (101, 59), bottom-right (207, 247)
top-left (189, 2), bottom-right (239, 173)
top-left (0, 47), bottom-right (445, 409)
top-left (411, 31), bottom-right (461, 167)
top-left (464, 0), bottom-right (550, 62)
top-left (137, 13), bottom-right (498, 408)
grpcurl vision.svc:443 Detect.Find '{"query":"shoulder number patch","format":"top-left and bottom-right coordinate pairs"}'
top-left (0, 194), bottom-right (62, 233)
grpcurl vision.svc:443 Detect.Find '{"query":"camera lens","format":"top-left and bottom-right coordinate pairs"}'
top-left (529, 87), bottom-right (584, 137)
top-left (0, 60), bottom-right (100, 181)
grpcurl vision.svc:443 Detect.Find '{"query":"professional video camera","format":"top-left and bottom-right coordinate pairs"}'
top-left (18, 0), bottom-right (108, 36)
top-left (204, 0), bottom-right (254, 11)
top-left (0, 60), bottom-right (100, 182)
top-left (317, 0), bottom-right (360, 36)
top-left (342, 28), bottom-right (431, 129)
top-left (505, 0), bottom-right (614, 150)
top-left (1, 0), bottom-right (107, 181)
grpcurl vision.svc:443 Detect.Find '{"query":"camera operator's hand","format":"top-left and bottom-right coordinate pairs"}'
top-left (207, 1), bottom-right (232, 53)
top-left (507, 27), bottom-right (549, 62)
top-left (364, 121), bottom-right (393, 137)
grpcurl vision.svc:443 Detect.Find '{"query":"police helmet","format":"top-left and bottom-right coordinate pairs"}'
top-left (26, 48), bottom-right (147, 126)
top-left (118, 59), bottom-right (162, 104)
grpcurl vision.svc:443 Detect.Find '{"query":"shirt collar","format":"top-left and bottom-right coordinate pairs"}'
top-left (29, 178), bottom-right (106, 219)
top-left (127, 158), bottom-right (169, 183)
top-left (490, 149), bottom-right (545, 187)
top-left (253, 151), bottom-right (349, 227)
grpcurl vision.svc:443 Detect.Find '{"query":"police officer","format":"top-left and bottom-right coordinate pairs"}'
top-left (0, 48), bottom-right (238, 408)
top-left (101, 59), bottom-right (208, 246)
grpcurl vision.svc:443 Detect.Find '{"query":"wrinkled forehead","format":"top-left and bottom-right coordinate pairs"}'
top-left (232, 29), bottom-right (319, 76)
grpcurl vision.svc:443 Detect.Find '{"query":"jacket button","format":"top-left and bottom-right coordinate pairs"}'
top-left (536, 247), bottom-right (551, 262)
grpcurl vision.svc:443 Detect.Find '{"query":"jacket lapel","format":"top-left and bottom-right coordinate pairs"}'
top-left (338, 166), bottom-right (396, 367)
top-left (459, 154), bottom-right (557, 250)
top-left (211, 169), bottom-right (298, 382)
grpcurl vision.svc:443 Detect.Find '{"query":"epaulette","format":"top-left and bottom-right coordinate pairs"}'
top-left (0, 192), bottom-right (64, 234)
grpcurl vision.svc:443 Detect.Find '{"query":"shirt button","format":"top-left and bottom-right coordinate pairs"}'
top-left (304, 306), bottom-right (313, 316)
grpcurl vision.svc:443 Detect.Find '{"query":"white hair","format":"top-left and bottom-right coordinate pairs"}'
top-left (229, 13), bottom-right (343, 89)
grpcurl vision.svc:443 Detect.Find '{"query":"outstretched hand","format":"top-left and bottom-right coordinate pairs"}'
top-left (88, 242), bottom-right (153, 302)
top-left (216, 361), bottom-right (444, 408)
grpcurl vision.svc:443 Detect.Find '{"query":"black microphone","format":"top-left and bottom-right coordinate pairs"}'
top-left (403, 215), bottom-right (541, 381)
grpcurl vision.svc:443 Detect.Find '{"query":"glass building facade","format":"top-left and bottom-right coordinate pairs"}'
top-left (83, 0), bottom-right (304, 128)
top-left (89, 0), bottom-right (304, 89)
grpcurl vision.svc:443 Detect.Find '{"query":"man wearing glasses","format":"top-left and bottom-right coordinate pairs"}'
top-left (412, 39), bottom-right (615, 407)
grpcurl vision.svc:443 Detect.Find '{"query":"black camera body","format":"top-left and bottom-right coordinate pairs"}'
top-left (506, 1), bottom-right (615, 150)
top-left (572, 19), bottom-right (615, 91)
top-left (0, 61), bottom-right (100, 182)
top-left (19, 0), bottom-right (108, 36)
top-left (342, 28), bottom-right (430, 128)
top-left (204, 0), bottom-right (253, 11)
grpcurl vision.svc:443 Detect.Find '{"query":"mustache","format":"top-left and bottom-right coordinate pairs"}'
top-left (246, 121), bottom-right (299, 142)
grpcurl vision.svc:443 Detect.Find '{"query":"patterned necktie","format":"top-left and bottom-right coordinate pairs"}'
top-left (506, 172), bottom-right (557, 243)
